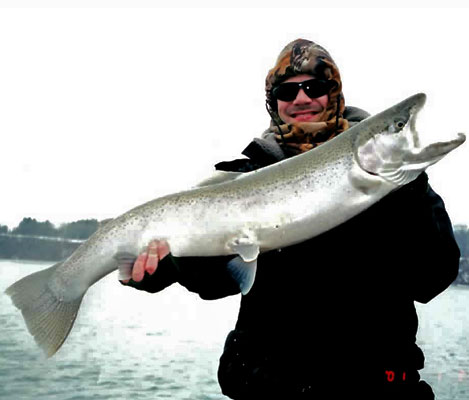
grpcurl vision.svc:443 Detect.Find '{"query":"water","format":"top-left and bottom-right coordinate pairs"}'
top-left (416, 285), bottom-right (469, 400)
top-left (0, 260), bottom-right (240, 400)
top-left (1, 260), bottom-right (468, 400)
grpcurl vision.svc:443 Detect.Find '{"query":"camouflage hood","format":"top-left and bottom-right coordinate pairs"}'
top-left (265, 38), bottom-right (346, 131)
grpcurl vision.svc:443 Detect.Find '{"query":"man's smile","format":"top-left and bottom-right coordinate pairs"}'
top-left (290, 109), bottom-right (322, 121)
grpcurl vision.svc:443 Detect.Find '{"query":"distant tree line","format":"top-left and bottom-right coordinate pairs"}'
top-left (1, 217), bottom-right (100, 240)
top-left (0, 235), bottom-right (81, 262)
top-left (0, 217), bottom-right (101, 262)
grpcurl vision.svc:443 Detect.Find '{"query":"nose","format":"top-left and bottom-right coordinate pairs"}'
top-left (292, 89), bottom-right (313, 105)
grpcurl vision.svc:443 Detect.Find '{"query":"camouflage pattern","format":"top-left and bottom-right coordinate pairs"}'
top-left (265, 39), bottom-right (349, 154)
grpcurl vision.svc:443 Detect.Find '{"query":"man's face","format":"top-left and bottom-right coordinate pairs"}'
top-left (276, 74), bottom-right (329, 124)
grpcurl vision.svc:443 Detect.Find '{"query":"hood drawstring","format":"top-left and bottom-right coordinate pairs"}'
top-left (265, 101), bottom-right (287, 147)
top-left (335, 95), bottom-right (341, 135)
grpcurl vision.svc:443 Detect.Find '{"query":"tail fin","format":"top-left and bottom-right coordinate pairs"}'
top-left (5, 263), bottom-right (84, 357)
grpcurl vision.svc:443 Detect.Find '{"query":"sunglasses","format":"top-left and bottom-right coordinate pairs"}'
top-left (272, 79), bottom-right (334, 102)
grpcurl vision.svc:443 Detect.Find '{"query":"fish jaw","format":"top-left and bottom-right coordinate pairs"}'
top-left (354, 93), bottom-right (465, 186)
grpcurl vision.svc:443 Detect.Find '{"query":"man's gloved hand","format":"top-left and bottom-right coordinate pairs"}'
top-left (119, 240), bottom-right (170, 284)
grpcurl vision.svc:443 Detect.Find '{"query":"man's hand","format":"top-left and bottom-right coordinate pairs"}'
top-left (120, 240), bottom-right (170, 284)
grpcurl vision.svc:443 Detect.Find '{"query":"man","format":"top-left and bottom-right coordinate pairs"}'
top-left (121, 39), bottom-right (460, 399)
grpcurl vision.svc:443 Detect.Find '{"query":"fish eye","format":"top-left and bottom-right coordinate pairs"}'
top-left (389, 119), bottom-right (407, 133)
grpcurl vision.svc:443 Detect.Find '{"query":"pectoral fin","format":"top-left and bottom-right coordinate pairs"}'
top-left (227, 256), bottom-right (258, 295)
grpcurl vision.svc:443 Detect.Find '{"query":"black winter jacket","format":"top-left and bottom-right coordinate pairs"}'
top-left (126, 107), bottom-right (460, 400)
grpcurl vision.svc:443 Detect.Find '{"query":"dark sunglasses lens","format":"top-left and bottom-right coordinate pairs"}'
top-left (273, 79), bottom-right (332, 102)
top-left (273, 83), bottom-right (300, 102)
top-left (303, 80), bottom-right (331, 99)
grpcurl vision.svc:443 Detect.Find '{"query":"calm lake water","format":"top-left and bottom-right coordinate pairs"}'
top-left (1, 260), bottom-right (468, 400)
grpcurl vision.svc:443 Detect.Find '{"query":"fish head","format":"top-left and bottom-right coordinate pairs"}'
top-left (354, 92), bottom-right (465, 186)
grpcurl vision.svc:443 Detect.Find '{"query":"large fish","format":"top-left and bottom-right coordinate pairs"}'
top-left (5, 93), bottom-right (465, 357)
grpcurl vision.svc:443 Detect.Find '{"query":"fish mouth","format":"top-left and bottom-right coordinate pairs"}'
top-left (355, 93), bottom-right (428, 177)
top-left (407, 93), bottom-right (426, 148)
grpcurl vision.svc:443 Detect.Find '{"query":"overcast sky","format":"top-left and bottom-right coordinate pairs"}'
top-left (1, 5), bottom-right (468, 230)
